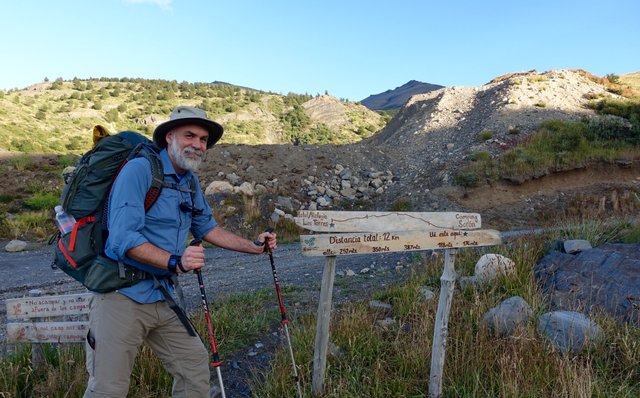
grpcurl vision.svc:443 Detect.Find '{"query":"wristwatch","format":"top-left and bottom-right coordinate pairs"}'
top-left (168, 255), bottom-right (182, 273)
top-left (253, 239), bottom-right (265, 247)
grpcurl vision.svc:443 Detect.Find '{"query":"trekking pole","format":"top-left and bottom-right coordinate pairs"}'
top-left (190, 239), bottom-right (227, 398)
top-left (263, 228), bottom-right (304, 398)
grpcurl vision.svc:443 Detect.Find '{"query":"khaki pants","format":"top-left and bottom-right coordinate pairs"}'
top-left (83, 292), bottom-right (210, 397)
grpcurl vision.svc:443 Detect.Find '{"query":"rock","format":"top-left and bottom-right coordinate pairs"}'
top-left (534, 243), bottom-right (640, 325)
top-left (205, 181), bottom-right (233, 195)
top-left (276, 196), bottom-right (295, 212)
top-left (474, 254), bottom-right (516, 282)
top-left (345, 269), bottom-right (356, 277)
top-left (563, 239), bottom-right (592, 254)
top-left (458, 275), bottom-right (478, 289)
top-left (237, 182), bottom-right (254, 197)
top-left (420, 287), bottom-right (435, 301)
top-left (226, 172), bottom-right (241, 185)
top-left (481, 296), bottom-right (533, 337)
top-left (376, 317), bottom-right (396, 330)
top-left (317, 196), bottom-right (331, 207)
top-left (369, 300), bottom-right (392, 311)
top-left (360, 267), bottom-right (370, 274)
top-left (538, 311), bottom-right (604, 354)
top-left (4, 240), bottom-right (27, 252)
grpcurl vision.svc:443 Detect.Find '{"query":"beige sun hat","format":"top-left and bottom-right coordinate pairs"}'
top-left (153, 106), bottom-right (223, 149)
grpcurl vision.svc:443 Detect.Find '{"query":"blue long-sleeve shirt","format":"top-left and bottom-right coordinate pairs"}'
top-left (104, 149), bottom-right (217, 303)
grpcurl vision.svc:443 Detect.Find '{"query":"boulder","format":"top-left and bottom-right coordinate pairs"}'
top-left (474, 254), bottom-right (516, 282)
top-left (481, 296), bottom-right (533, 337)
top-left (4, 240), bottom-right (27, 252)
top-left (205, 181), bottom-right (233, 195)
top-left (538, 311), bottom-right (604, 354)
top-left (534, 243), bottom-right (640, 325)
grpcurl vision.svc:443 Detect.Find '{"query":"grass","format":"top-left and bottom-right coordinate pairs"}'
top-left (457, 103), bottom-right (640, 186)
top-left (0, 288), bottom-right (282, 397)
top-left (450, 86), bottom-right (640, 190)
top-left (1, 219), bottom-right (638, 397)
top-left (254, 219), bottom-right (640, 397)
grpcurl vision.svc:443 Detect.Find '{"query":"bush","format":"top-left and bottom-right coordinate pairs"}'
top-left (391, 197), bottom-right (412, 211)
top-left (455, 172), bottom-right (479, 188)
top-left (23, 192), bottom-right (59, 210)
top-left (468, 151), bottom-right (491, 161)
top-left (479, 130), bottom-right (493, 141)
top-left (587, 114), bottom-right (636, 144)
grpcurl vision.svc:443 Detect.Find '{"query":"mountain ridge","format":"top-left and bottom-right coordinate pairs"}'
top-left (360, 80), bottom-right (445, 111)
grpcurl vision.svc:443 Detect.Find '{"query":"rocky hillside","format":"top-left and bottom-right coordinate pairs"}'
top-left (367, 70), bottom-right (623, 185)
top-left (0, 69), bottom-right (638, 240)
top-left (360, 80), bottom-right (444, 111)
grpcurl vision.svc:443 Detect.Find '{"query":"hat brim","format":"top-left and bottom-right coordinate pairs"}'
top-left (153, 118), bottom-right (223, 149)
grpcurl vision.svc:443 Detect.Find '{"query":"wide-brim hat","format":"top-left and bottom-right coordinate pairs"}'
top-left (153, 106), bottom-right (223, 149)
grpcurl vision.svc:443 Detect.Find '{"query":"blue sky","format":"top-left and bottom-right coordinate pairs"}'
top-left (1, 0), bottom-right (638, 101)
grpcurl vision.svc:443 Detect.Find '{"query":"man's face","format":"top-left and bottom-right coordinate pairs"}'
top-left (166, 124), bottom-right (209, 172)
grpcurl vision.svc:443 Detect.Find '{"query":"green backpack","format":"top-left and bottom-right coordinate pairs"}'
top-left (53, 130), bottom-right (166, 293)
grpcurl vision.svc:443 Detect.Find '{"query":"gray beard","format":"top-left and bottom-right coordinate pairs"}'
top-left (169, 140), bottom-right (204, 172)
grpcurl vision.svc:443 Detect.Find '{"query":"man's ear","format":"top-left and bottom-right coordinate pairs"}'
top-left (166, 130), bottom-right (175, 146)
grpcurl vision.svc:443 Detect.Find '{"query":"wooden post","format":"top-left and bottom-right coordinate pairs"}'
top-left (312, 255), bottom-right (336, 396)
top-left (29, 289), bottom-right (45, 369)
top-left (429, 248), bottom-right (457, 398)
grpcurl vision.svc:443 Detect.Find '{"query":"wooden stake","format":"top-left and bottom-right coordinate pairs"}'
top-left (429, 248), bottom-right (457, 398)
top-left (312, 255), bottom-right (336, 396)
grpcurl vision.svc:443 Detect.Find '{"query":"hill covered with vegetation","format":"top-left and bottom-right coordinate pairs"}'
top-left (0, 78), bottom-right (387, 154)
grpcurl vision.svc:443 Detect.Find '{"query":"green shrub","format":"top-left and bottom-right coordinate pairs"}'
top-left (23, 192), bottom-right (59, 210)
top-left (468, 151), bottom-right (491, 161)
top-left (9, 154), bottom-right (34, 171)
top-left (57, 154), bottom-right (78, 168)
top-left (0, 194), bottom-right (14, 203)
top-left (455, 171), bottom-right (479, 188)
top-left (391, 197), bottom-right (412, 211)
top-left (479, 130), bottom-right (493, 141)
top-left (587, 114), bottom-right (636, 144)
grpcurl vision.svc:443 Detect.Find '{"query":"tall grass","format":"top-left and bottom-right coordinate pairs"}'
top-left (0, 288), bottom-right (280, 397)
top-left (1, 221), bottom-right (638, 396)
top-left (255, 221), bottom-right (640, 397)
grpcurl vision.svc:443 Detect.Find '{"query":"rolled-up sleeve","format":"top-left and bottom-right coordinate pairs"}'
top-left (106, 158), bottom-right (151, 260)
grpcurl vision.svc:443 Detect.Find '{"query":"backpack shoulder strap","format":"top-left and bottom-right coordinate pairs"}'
top-left (131, 143), bottom-right (165, 211)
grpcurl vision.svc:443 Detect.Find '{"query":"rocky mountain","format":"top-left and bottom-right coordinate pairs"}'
top-left (360, 80), bottom-right (444, 111)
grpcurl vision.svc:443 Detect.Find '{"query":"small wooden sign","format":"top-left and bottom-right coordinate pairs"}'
top-left (6, 293), bottom-right (92, 320)
top-left (295, 210), bottom-right (481, 232)
top-left (7, 321), bottom-right (89, 343)
top-left (300, 229), bottom-right (501, 257)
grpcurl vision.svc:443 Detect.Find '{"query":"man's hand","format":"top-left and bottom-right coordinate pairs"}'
top-left (181, 244), bottom-right (205, 272)
top-left (256, 230), bottom-right (277, 253)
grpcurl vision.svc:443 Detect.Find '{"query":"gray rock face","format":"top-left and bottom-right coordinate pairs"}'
top-left (534, 243), bottom-right (640, 325)
top-left (538, 311), bottom-right (604, 354)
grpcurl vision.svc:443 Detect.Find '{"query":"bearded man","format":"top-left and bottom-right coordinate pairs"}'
top-left (83, 106), bottom-right (277, 398)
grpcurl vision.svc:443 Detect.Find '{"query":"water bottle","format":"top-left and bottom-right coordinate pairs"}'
top-left (54, 205), bottom-right (76, 235)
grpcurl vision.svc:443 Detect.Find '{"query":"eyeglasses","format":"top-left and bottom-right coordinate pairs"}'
top-left (180, 202), bottom-right (204, 215)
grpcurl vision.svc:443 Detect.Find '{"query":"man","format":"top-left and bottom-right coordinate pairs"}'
top-left (84, 106), bottom-right (277, 397)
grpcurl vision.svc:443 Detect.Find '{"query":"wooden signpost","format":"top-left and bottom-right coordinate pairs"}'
top-left (6, 292), bottom-right (92, 344)
top-left (295, 210), bottom-right (501, 397)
